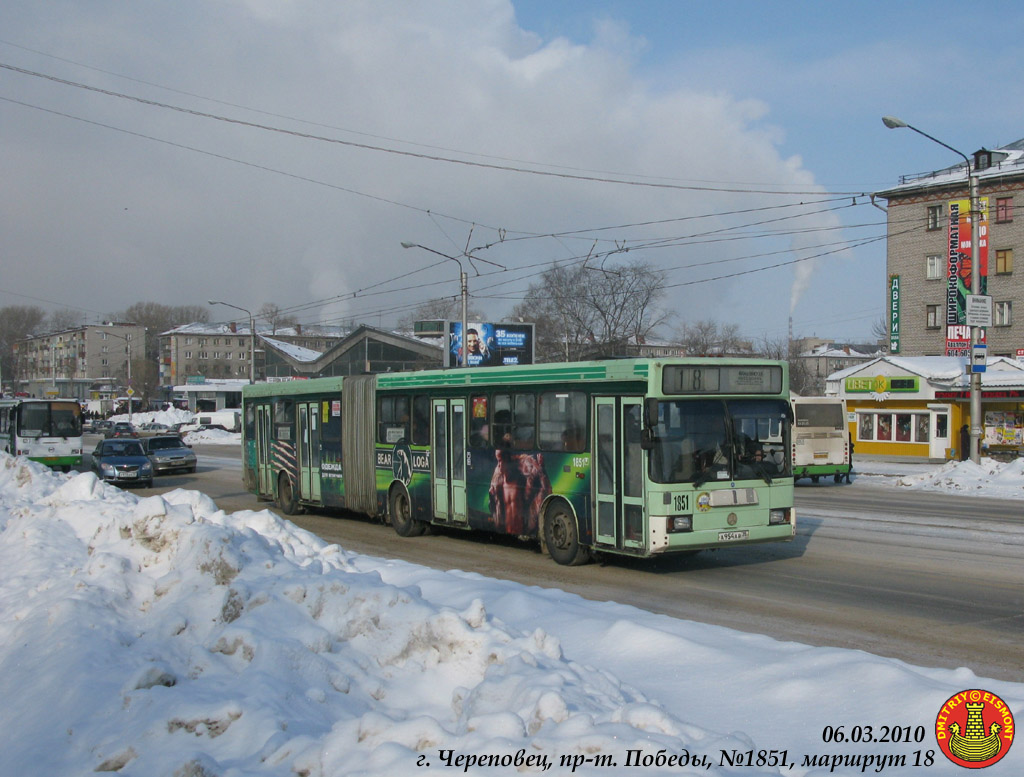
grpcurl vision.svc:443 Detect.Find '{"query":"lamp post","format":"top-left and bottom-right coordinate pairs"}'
top-left (208, 300), bottom-right (256, 383)
top-left (882, 116), bottom-right (982, 464)
top-left (401, 242), bottom-right (469, 368)
top-left (104, 330), bottom-right (136, 424)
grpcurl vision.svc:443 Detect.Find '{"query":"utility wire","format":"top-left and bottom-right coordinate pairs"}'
top-left (1, 61), bottom-right (871, 197)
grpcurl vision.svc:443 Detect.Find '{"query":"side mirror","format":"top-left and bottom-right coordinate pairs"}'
top-left (644, 397), bottom-right (660, 429)
top-left (640, 428), bottom-right (655, 451)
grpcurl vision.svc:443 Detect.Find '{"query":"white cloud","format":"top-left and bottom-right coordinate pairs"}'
top-left (0, 0), bottom-right (842, 339)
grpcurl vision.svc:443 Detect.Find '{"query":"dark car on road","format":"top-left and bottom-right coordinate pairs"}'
top-left (144, 434), bottom-right (197, 475)
top-left (91, 439), bottom-right (154, 488)
top-left (105, 421), bottom-right (138, 439)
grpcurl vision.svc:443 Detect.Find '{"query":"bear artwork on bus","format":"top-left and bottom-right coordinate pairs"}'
top-left (241, 358), bottom-right (796, 566)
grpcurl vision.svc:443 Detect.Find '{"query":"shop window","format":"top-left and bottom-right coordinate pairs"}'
top-left (877, 415), bottom-right (892, 440)
top-left (895, 414), bottom-right (912, 442)
top-left (858, 414), bottom-right (874, 441)
top-left (916, 415), bottom-right (930, 443)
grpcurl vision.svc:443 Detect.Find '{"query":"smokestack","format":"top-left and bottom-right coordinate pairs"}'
top-left (788, 316), bottom-right (793, 360)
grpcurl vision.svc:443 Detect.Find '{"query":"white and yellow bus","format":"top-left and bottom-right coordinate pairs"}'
top-left (791, 396), bottom-right (850, 483)
top-left (0, 398), bottom-right (84, 471)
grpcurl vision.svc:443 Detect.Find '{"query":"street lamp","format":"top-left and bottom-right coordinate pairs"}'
top-left (401, 242), bottom-right (469, 368)
top-left (208, 300), bottom-right (256, 383)
top-left (104, 330), bottom-right (137, 424)
top-left (882, 116), bottom-right (982, 464)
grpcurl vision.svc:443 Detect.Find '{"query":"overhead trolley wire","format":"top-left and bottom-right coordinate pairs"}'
top-left (1, 61), bottom-right (873, 197)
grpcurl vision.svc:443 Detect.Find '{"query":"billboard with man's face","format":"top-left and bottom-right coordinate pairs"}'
top-left (446, 322), bottom-right (535, 368)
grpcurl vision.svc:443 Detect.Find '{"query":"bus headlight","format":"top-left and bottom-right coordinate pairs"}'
top-left (769, 508), bottom-right (790, 525)
top-left (667, 515), bottom-right (693, 533)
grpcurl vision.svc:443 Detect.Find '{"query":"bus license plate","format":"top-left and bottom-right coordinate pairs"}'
top-left (718, 530), bottom-right (748, 542)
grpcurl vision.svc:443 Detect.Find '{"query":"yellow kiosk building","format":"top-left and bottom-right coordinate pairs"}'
top-left (827, 356), bottom-right (1024, 461)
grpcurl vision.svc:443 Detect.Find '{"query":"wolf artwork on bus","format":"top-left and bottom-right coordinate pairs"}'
top-left (488, 450), bottom-right (552, 534)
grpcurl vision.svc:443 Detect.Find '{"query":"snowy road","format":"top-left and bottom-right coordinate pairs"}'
top-left (154, 446), bottom-right (1024, 682)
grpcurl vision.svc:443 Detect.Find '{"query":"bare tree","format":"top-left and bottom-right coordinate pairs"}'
top-left (0, 305), bottom-right (47, 389)
top-left (46, 308), bottom-right (84, 333)
top-left (396, 297), bottom-right (485, 332)
top-left (513, 260), bottom-right (668, 361)
top-left (115, 302), bottom-right (211, 361)
top-left (258, 303), bottom-right (299, 334)
top-left (753, 333), bottom-right (815, 394)
top-left (677, 319), bottom-right (745, 355)
top-left (871, 315), bottom-right (890, 352)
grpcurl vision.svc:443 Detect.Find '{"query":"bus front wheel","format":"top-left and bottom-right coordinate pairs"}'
top-left (544, 502), bottom-right (590, 566)
top-left (390, 485), bottom-right (425, 537)
top-left (277, 473), bottom-right (299, 515)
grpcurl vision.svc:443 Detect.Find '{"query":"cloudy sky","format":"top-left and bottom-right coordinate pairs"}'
top-left (2, 0), bottom-right (1023, 343)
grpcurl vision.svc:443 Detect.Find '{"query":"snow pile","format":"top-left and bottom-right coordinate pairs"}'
top-left (109, 408), bottom-right (195, 427)
top-left (182, 427), bottom-right (242, 445)
top-left (0, 453), bottom-right (761, 776)
top-left (897, 457), bottom-right (1024, 498)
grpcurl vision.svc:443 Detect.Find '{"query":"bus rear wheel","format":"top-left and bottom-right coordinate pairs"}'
top-left (277, 473), bottom-right (299, 515)
top-left (390, 485), bottom-right (425, 537)
top-left (544, 502), bottom-right (590, 566)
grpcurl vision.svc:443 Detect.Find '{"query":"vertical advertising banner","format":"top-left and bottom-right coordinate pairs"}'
top-left (945, 197), bottom-right (988, 356)
top-left (889, 274), bottom-right (900, 354)
top-left (447, 322), bottom-right (535, 367)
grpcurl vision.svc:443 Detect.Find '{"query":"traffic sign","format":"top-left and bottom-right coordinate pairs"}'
top-left (971, 344), bottom-right (987, 373)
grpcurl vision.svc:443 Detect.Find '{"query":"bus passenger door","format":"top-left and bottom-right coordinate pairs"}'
top-left (432, 398), bottom-right (467, 525)
top-left (256, 404), bottom-right (273, 496)
top-left (594, 397), bottom-right (646, 550)
top-left (297, 402), bottom-right (321, 502)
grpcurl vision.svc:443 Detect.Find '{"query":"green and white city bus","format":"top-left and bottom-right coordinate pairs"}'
top-left (0, 398), bottom-right (84, 471)
top-left (241, 358), bottom-right (795, 565)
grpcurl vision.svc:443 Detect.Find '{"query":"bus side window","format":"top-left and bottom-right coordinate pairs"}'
top-left (377, 395), bottom-right (410, 444)
top-left (513, 394), bottom-right (535, 449)
top-left (493, 395), bottom-right (513, 448)
top-left (411, 395), bottom-right (430, 446)
top-left (539, 391), bottom-right (586, 452)
top-left (469, 395), bottom-right (489, 447)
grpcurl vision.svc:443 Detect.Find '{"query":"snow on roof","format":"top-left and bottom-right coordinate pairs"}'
top-left (160, 322), bottom-right (348, 337)
top-left (799, 345), bottom-right (877, 358)
top-left (877, 139), bottom-right (1024, 196)
top-left (828, 355), bottom-right (1024, 386)
top-left (260, 336), bottom-right (322, 363)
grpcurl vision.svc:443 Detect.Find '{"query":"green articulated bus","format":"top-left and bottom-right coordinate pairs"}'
top-left (241, 358), bottom-right (796, 565)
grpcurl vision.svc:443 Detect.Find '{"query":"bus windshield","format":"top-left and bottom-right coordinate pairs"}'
top-left (649, 398), bottom-right (790, 485)
top-left (19, 402), bottom-right (82, 438)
